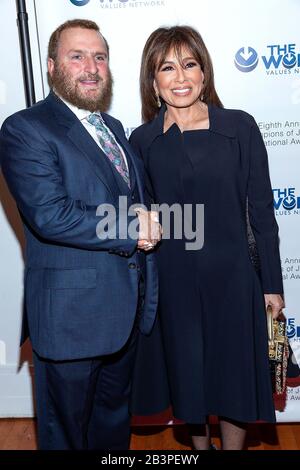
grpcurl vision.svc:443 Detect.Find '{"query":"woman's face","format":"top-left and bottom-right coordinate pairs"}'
top-left (153, 46), bottom-right (204, 110)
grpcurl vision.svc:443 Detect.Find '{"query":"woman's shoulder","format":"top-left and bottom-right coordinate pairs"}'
top-left (215, 105), bottom-right (256, 126)
top-left (130, 121), bottom-right (152, 142)
top-left (129, 115), bottom-right (162, 153)
top-left (210, 104), bottom-right (258, 138)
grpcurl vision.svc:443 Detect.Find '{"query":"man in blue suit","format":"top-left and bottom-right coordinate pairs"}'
top-left (0, 19), bottom-right (159, 450)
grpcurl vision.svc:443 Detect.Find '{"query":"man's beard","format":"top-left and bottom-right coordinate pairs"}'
top-left (49, 64), bottom-right (113, 112)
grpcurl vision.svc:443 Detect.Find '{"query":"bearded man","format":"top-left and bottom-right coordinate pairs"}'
top-left (0, 19), bottom-right (160, 450)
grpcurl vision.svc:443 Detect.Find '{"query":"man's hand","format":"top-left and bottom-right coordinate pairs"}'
top-left (264, 294), bottom-right (285, 319)
top-left (135, 208), bottom-right (162, 251)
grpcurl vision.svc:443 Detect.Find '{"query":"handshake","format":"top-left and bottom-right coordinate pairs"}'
top-left (135, 207), bottom-right (162, 252)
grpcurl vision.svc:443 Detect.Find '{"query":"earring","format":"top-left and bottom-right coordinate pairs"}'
top-left (155, 92), bottom-right (161, 108)
top-left (200, 81), bottom-right (205, 101)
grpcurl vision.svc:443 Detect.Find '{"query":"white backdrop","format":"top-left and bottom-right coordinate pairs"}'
top-left (0, 0), bottom-right (300, 420)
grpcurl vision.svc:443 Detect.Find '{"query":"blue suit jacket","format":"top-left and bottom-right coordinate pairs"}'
top-left (0, 92), bottom-right (158, 360)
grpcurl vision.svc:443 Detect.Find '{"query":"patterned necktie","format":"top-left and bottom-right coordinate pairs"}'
top-left (87, 113), bottom-right (130, 187)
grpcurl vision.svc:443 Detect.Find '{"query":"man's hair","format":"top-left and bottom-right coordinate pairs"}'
top-left (48, 19), bottom-right (109, 61)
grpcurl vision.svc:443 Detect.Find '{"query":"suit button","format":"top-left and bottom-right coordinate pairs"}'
top-left (119, 251), bottom-right (124, 256)
top-left (131, 195), bottom-right (135, 200)
top-left (128, 263), bottom-right (136, 269)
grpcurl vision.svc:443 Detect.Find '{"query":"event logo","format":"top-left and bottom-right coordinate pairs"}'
top-left (234, 47), bottom-right (259, 72)
top-left (273, 187), bottom-right (300, 215)
top-left (287, 318), bottom-right (300, 340)
top-left (235, 43), bottom-right (300, 75)
top-left (262, 44), bottom-right (299, 72)
top-left (69, 0), bottom-right (165, 8)
top-left (69, 0), bottom-right (90, 5)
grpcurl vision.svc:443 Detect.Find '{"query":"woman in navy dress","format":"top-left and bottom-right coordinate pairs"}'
top-left (130, 26), bottom-right (284, 450)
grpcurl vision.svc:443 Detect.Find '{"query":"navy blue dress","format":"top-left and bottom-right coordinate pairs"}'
top-left (130, 104), bottom-right (283, 424)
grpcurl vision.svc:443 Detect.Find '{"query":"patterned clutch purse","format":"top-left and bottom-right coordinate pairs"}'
top-left (267, 307), bottom-right (289, 395)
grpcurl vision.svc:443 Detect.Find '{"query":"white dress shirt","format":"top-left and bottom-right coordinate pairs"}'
top-left (59, 95), bottom-right (129, 171)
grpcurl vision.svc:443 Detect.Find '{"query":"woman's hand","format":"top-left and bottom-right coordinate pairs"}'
top-left (264, 294), bottom-right (285, 319)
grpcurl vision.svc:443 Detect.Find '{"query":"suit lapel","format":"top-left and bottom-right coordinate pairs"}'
top-left (125, 150), bottom-right (137, 192)
top-left (46, 92), bottom-right (144, 202)
top-left (102, 114), bottom-right (144, 202)
top-left (46, 93), bottom-right (121, 198)
top-left (67, 122), bottom-right (121, 198)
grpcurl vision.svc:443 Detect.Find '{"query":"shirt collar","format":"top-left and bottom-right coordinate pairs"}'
top-left (55, 92), bottom-right (101, 123)
top-left (146, 103), bottom-right (236, 145)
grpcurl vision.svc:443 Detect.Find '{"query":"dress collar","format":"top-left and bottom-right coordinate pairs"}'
top-left (145, 102), bottom-right (236, 147)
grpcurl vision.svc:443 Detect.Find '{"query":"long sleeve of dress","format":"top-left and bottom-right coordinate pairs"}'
top-left (247, 118), bottom-right (283, 294)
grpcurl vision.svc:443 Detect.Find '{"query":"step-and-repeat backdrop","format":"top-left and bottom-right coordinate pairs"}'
top-left (0, 0), bottom-right (299, 421)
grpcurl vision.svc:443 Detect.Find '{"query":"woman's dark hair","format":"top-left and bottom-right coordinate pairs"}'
top-left (140, 25), bottom-right (223, 122)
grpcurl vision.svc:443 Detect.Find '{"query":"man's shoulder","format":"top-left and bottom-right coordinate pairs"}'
top-left (2, 96), bottom-right (54, 133)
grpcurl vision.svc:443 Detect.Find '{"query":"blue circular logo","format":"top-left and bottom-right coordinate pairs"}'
top-left (69, 0), bottom-right (90, 6)
top-left (234, 47), bottom-right (259, 72)
top-left (282, 53), bottom-right (297, 69)
top-left (287, 324), bottom-right (295, 338)
top-left (282, 195), bottom-right (296, 210)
